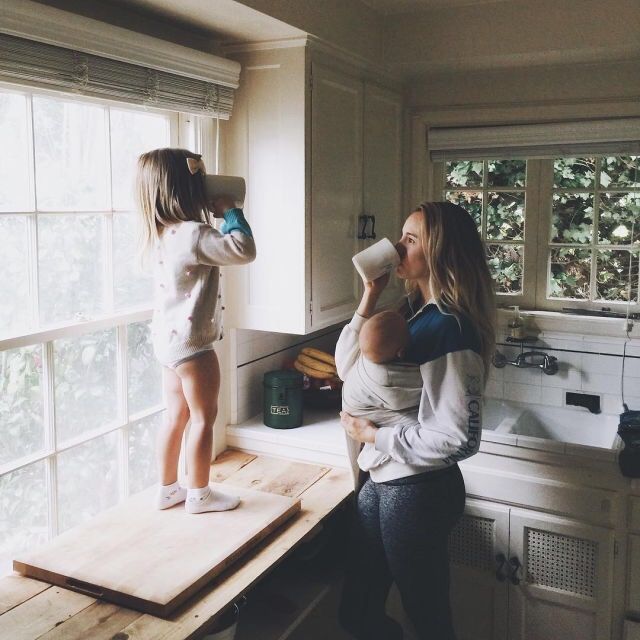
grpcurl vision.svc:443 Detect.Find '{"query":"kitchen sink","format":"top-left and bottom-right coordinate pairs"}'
top-left (483, 399), bottom-right (620, 450)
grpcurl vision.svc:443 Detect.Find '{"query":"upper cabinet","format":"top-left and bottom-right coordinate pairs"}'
top-left (222, 46), bottom-right (403, 334)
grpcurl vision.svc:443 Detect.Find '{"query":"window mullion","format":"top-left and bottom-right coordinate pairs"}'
top-left (590, 158), bottom-right (601, 305)
top-left (117, 323), bottom-right (128, 500)
top-left (27, 94), bottom-right (40, 329)
top-left (43, 340), bottom-right (58, 538)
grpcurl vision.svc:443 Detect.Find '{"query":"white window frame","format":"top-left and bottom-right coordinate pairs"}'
top-left (414, 103), bottom-right (640, 323)
top-left (0, 84), bottom-right (220, 549)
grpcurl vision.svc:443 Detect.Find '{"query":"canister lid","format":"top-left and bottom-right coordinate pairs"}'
top-left (263, 369), bottom-right (304, 389)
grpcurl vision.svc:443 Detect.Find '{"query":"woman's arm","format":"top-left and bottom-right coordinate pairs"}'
top-left (335, 272), bottom-right (390, 380)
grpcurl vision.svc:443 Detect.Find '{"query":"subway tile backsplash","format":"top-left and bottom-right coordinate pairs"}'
top-left (230, 323), bottom-right (640, 426)
top-left (488, 330), bottom-right (640, 415)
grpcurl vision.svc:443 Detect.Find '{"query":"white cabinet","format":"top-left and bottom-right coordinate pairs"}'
top-left (222, 47), bottom-right (403, 334)
top-left (450, 500), bottom-right (615, 640)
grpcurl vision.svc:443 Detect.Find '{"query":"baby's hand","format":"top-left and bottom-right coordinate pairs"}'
top-left (340, 411), bottom-right (378, 443)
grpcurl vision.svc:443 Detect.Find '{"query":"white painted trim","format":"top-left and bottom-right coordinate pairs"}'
top-left (0, 308), bottom-right (152, 351)
top-left (0, 0), bottom-right (240, 87)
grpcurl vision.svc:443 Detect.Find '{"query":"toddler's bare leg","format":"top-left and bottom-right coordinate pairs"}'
top-left (176, 350), bottom-right (239, 512)
top-left (158, 365), bottom-right (190, 485)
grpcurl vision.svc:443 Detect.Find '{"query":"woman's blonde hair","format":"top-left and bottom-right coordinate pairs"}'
top-left (136, 148), bottom-right (210, 257)
top-left (406, 202), bottom-right (496, 373)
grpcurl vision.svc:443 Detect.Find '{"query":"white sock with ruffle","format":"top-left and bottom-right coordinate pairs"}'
top-left (157, 481), bottom-right (187, 510)
top-left (185, 485), bottom-right (240, 514)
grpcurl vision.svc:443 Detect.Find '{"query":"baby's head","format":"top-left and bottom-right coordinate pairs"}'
top-left (359, 311), bottom-right (410, 364)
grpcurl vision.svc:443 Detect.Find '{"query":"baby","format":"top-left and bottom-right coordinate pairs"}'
top-left (358, 310), bottom-right (409, 364)
top-left (336, 311), bottom-right (423, 485)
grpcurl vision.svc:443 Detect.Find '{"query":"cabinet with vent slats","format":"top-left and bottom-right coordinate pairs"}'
top-left (449, 500), bottom-right (615, 640)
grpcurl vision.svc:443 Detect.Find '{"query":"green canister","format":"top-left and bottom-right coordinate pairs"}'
top-left (263, 370), bottom-right (304, 429)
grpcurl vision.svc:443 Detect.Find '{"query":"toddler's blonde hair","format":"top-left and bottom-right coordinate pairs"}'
top-left (136, 148), bottom-right (210, 258)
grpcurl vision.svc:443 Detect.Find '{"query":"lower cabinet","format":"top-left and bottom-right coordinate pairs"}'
top-left (450, 499), bottom-right (615, 640)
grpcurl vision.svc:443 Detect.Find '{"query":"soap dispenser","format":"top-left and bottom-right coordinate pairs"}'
top-left (508, 306), bottom-right (525, 340)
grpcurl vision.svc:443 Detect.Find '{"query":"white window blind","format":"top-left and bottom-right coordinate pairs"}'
top-left (429, 118), bottom-right (640, 160)
top-left (0, 32), bottom-right (235, 118)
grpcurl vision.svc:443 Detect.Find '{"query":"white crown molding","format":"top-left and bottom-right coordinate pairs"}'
top-left (223, 34), bottom-right (402, 89)
top-left (0, 0), bottom-right (240, 88)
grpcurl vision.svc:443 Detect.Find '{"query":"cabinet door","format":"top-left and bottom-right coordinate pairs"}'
top-left (449, 499), bottom-right (509, 640)
top-left (310, 64), bottom-right (363, 329)
top-left (363, 83), bottom-right (404, 310)
top-left (508, 509), bottom-right (614, 640)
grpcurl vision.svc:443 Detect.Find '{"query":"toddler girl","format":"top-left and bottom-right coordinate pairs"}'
top-left (136, 148), bottom-right (256, 513)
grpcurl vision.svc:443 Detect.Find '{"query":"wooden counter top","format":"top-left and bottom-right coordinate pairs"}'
top-left (0, 450), bottom-right (353, 640)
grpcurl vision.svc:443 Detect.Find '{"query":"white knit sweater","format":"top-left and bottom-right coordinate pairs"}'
top-left (151, 217), bottom-right (256, 365)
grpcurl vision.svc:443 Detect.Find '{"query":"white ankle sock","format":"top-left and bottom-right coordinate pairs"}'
top-left (157, 481), bottom-right (187, 510)
top-left (185, 485), bottom-right (240, 514)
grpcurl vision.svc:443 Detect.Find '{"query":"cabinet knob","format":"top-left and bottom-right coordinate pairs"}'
top-left (495, 553), bottom-right (508, 582)
top-left (358, 215), bottom-right (369, 240)
top-left (508, 556), bottom-right (522, 585)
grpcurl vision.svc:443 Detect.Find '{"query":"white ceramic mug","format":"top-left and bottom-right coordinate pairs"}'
top-left (352, 237), bottom-right (400, 283)
top-left (204, 175), bottom-right (246, 208)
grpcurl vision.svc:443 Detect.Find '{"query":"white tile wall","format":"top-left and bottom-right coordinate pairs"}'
top-left (231, 325), bottom-right (343, 425)
top-left (488, 329), bottom-right (640, 416)
top-left (231, 323), bottom-right (640, 426)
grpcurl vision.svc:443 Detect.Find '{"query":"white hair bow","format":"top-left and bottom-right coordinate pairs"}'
top-left (186, 156), bottom-right (206, 175)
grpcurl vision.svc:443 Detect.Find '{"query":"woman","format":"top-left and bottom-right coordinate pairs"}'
top-left (337, 202), bottom-right (496, 640)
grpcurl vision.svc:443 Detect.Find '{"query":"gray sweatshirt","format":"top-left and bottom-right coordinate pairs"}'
top-left (336, 308), bottom-right (485, 484)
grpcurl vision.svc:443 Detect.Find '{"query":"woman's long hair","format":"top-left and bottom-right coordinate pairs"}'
top-left (136, 148), bottom-right (210, 259)
top-left (406, 201), bottom-right (496, 373)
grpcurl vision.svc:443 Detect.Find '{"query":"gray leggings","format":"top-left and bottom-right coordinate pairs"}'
top-left (339, 465), bottom-right (465, 640)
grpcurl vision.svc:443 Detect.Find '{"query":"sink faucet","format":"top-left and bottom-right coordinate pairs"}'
top-left (493, 349), bottom-right (558, 375)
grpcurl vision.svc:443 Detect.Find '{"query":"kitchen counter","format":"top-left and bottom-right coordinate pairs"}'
top-left (0, 451), bottom-right (353, 640)
top-left (227, 407), bottom-right (349, 468)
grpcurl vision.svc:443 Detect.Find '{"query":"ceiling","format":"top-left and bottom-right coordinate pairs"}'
top-left (359, 0), bottom-right (510, 14)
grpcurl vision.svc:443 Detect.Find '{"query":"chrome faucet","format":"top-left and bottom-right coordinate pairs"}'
top-left (493, 349), bottom-right (558, 375)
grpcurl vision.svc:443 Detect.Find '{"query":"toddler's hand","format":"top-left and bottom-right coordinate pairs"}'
top-left (211, 195), bottom-right (236, 218)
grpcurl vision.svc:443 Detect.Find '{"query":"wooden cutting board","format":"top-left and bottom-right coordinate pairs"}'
top-left (13, 483), bottom-right (301, 617)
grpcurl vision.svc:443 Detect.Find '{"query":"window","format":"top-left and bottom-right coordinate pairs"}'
top-left (0, 86), bottom-right (179, 574)
top-left (436, 155), bottom-right (639, 313)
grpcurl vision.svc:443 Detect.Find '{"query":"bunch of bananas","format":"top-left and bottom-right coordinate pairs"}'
top-left (293, 347), bottom-right (338, 381)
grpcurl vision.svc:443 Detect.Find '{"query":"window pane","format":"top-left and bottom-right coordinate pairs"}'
top-left (33, 96), bottom-right (109, 211)
top-left (0, 346), bottom-right (45, 466)
top-left (0, 461), bottom-right (48, 576)
top-left (0, 215), bottom-right (31, 334)
top-left (110, 109), bottom-right (170, 211)
top-left (128, 412), bottom-right (162, 495)
top-left (600, 156), bottom-right (640, 188)
top-left (487, 192), bottom-right (524, 241)
top-left (445, 161), bottom-right (483, 188)
top-left (596, 250), bottom-right (638, 302)
top-left (113, 212), bottom-right (153, 310)
top-left (488, 160), bottom-right (526, 188)
top-left (486, 244), bottom-right (523, 294)
top-left (0, 92), bottom-right (31, 212)
top-left (445, 191), bottom-right (482, 230)
top-left (548, 247), bottom-right (591, 299)
top-left (551, 193), bottom-right (594, 244)
top-left (57, 432), bottom-right (119, 533)
top-left (553, 157), bottom-right (596, 189)
top-left (38, 214), bottom-right (106, 325)
top-left (598, 192), bottom-right (640, 245)
top-left (128, 321), bottom-right (162, 416)
top-left (54, 328), bottom-right (117, 444)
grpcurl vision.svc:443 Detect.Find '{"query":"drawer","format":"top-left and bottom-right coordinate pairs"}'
top-left (461, 465), bottom-right (619, 527)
